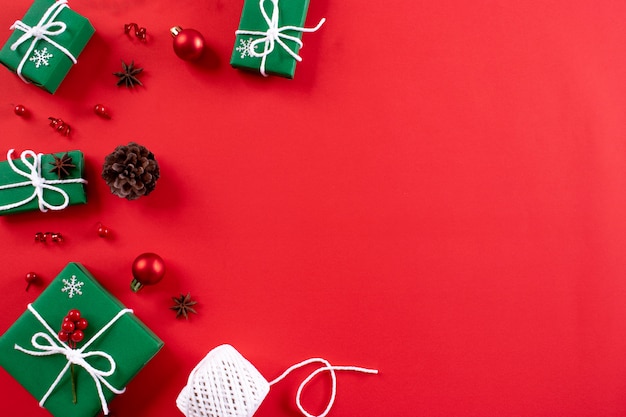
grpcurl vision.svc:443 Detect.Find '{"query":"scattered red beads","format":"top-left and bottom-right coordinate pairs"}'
top-left (94, 104), bottom-right (111, 119)
top-left (14, 104), bottom-right (27, 117)
top-left (48, 117), bottom-right (71, 136)
top-left (25, 272), bottom-right (38, 291)
top-left (35, 232), bottom-right (64, 243)
top-left (59, 309), bottom-right (88, 347)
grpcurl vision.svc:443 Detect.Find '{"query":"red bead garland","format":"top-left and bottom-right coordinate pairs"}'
top-left (124, 23), bottom-right (147, 42)
top-left (48, 117), bottom-right (71, 136)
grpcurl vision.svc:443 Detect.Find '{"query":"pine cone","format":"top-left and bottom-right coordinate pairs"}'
top-left (102, 142), bottom-right (160, 200)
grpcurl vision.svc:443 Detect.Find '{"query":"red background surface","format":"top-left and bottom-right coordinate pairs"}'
top-left (1, 0), bottom-right (626, 416)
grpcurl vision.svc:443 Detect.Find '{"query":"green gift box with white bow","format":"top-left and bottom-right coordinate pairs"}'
top-left (0, 0), bottom-right (94, 93)
top-left (0, 263), bottom-right (164, 417)
top-left (230, 0), bottom-right (325, 78)
top-left (0, 149), bottom-right (87, 215)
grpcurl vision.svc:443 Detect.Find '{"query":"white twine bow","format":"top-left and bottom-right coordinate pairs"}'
top-left (235, 0), bottom-right (325, 76)
top-left (14, 304), bottom-right (133, 416)
top-left (9, 0), bottom-right (77, 83)
top-left (0, 149), bottom-right (86, 213)
top-left (269, 358), bottom-right (378, 417)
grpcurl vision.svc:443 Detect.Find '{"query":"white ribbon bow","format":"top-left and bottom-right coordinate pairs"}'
top-left (0, 149), bottom-right (86, 213)
top-left (235, 0), bottom-right (325, 76)
top-left (9, 0), bottom-right (77, 83)
top-left (14, 304), bottom-right (133, 416)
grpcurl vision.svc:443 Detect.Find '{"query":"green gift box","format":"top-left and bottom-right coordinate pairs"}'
top-left (0, 149), bottom-right (87, 215)
top-left (0, 263), bottom-right (164, 417)
top-left (230, 0), bottom-right (325, 78)
top-left (0, 0), bottom-right (95, 93)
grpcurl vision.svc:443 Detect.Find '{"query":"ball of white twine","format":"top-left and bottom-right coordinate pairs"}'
top-left (176, 344), bottom-right (378, 417)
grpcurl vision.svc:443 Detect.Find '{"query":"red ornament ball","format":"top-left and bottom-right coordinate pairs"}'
top-left (131, 252), bottom-right (166, 292)
top-left (58, 331), bottom-right (69, 342)
top-left (170, 26), bottom-right (205, 61)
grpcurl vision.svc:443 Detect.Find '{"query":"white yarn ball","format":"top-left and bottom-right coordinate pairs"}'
top-left (176, 345), bottom-right (270, 417)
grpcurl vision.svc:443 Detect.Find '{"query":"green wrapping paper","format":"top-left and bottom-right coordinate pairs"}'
top-left (230, 0), bottom-right (325, 78)
top-left (0, 263), bottom-right (164, 417)
top-left (0, 149), bottom-right (87, 215)
top-left (0, 0), bottom-right (94, 93)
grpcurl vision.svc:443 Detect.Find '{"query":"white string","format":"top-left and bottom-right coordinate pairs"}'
top-left (0, 149), bottom-right (86, 212)
top-left (268, 358), bottom-right (378, 417)
top-left (9, 0), bottom-right (77, 83)
top-left (14, 304), bottom-right (133, 416)
top-left (235, 0), bottom-right (325, 76)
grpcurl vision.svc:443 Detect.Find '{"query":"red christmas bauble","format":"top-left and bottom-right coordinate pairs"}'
top-left (131, 252), bottom-right (166, 292)
top-left (170, 26), bottom-right (205, 61)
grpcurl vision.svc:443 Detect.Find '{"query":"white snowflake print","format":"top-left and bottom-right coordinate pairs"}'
top-left (61, 275), bottom-right (84, 298)
top-left (29, 47), bottom-right (53, 68)
top-left (236, 38), bottom-right (254, 59)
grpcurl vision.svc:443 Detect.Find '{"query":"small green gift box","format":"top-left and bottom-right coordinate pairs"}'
top-left (231, 0), bottom-right (325, 78)
top-left (0, 0), bottom-right (95, 93)
top-left (0, 263), bottom-right (164, 417)
top-left (0, 149), bottom-right (87, 215)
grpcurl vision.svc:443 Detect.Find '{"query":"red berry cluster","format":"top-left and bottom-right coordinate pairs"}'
top-left (58, 309), bottom-right (88, 347)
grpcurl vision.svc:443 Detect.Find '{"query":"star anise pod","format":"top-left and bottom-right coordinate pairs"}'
top-left (170, 293), bottom-right (198, 319)
top-left (49, 152), bottom-right (76, 179)
top-left (113, 60), bottom-right (143, 88)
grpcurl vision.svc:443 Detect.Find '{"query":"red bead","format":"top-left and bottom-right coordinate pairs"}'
top-left (61, 321), bottom-right (75, 332)
top-left (34, 232), bottom-right (45, 242)
top-left (67, 309), bottom-right (81, 322)
top-left (97, 223), bottom-right (110, 238)
top-left (75, 318), bottom-right (88, 330)
top-left (14, 104), bottom-right (26, 116)
top-left (58, 331), bottom-right (69, 342)
top-left (171, 27), bottom-right (205, 61)
top-left (70, 330), bottom-right (84, 343)
top-left (94, 104), bottom-right (111, 119)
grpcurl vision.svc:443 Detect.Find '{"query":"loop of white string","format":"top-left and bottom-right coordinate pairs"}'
top-left (9, 0), bottom-right (77, 83)
top-left (269, 357), bottom-right (378, 417)
top-left (0, 149), bottom-right (86, 213)
top-left (235, 0), bottom-right (325, 76)
top-left (14, 304), bottom-right (133, 415)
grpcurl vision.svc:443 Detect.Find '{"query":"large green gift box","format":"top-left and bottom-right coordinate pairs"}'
top-left (0, 149), bottom-right (87, 215)
top-left (230, 0), bottom-right (324, 78)
top-left (0, 0), bottom-right (95, 93)
top-left (0, 263), bottom-right (164, 417)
